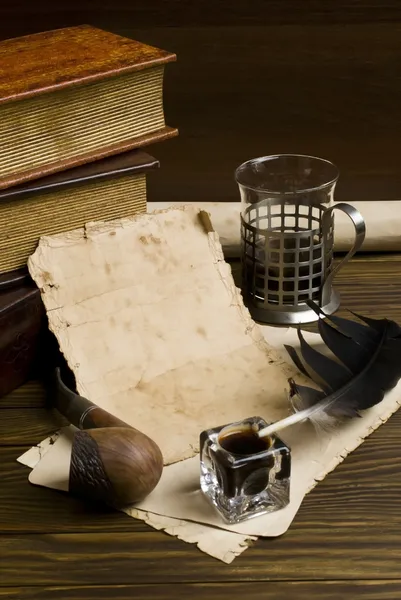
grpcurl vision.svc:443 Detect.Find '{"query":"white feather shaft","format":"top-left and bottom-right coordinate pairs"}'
top-left (257, 399), bottom-right (332, 438)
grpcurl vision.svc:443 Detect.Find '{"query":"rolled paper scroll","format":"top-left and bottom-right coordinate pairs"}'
top-left (149, 201), bottom-right (401, 256)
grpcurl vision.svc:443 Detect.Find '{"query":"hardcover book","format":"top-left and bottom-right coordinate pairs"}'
top-left (0, 25), bottom-right (177, 188)
top-left (0, 149), bottom-right (159, 274)
top-left (0, 272), bottom-right (45, 399)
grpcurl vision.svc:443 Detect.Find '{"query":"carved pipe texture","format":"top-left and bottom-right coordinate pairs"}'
top-left (53, 368), bottom-right (163, 509)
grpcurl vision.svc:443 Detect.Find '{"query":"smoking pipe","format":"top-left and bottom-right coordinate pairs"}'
top-left (51, 366), bottom-right (164, 509)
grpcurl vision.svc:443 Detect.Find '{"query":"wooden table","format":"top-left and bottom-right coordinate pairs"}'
top-left (2, 253), bottom-right (401, 599)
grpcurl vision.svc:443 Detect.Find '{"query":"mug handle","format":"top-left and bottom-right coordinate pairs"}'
top-left (321, 202), bottom-right (366, 305)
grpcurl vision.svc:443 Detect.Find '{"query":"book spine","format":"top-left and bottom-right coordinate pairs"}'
top-left (0, 288), bottom-right (46, 398)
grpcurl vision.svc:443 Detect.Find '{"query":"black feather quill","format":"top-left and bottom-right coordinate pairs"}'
top-left (258, 301), bottom-right (401, 439)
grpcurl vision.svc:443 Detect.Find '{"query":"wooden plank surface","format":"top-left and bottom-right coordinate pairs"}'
top-left (1, 254), bottom-right (401, 594)
top-left (0, 447), bottom-right (151, 534)
top-left (3, 527), bottom-right (401, 585)
top-left (2, 582), bottom-right (401, 600)
top-left (0, 380), bottom-right (46, 408)
top-left (0, 409), bottom-right (65, 445)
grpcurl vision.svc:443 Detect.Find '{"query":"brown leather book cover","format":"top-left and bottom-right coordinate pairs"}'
top-left (0, 273), bottom-right (45, 399)
top-left (0, 127), bottom-right (174, 191)
top-left (0, 25), bottom-right (178, 190)
top-left (0, 149), bottom-right (159, 199)
top-left (0, 25), bottom-right (176, 104)
top-left (0, 148), bottom-right (158, 274)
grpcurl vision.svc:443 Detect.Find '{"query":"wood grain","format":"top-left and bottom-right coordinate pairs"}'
top-left (4, 525), bottom-right (401, 585)
top-left (0, 446), bottom-right (137, 532)
top-left (0, 409), bottom-right (65, 445)
top-left (2, 582), bottom-right (401, 600)
top-left (136, 23), bottom-right (401, 204)
top-left (0, 379), bottom-right (46, 408)
top-left (0, 447), bottom-right (151, 534)
top-left (0, 1), bottom-right (400, 32)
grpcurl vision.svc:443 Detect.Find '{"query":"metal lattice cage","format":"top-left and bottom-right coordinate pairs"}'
top-left (241, 199), bottom-right (334, 308)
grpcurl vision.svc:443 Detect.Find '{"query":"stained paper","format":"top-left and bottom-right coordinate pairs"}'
top-left (24, 204), bottom-right (401, 562)
top-left (27, 206), bottom-right (305, 466)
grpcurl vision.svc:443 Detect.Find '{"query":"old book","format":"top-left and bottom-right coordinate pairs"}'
top-left (0, 271), bottom-right (46, 399)
top-left (0, 149), bottom-right (159, 274)
top-left (0, 24), bottom-right (177, 188)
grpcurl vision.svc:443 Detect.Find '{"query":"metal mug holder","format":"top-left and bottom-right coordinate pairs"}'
top-left (241, 199), bottom-right (366, 325)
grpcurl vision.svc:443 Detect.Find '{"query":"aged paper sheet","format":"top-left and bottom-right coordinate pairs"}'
top-left (24, 204), bottom-right (401, 560)
top-left (28, 206), bottom-right (306, 466)
top-left (19, 325), bottom-right (401, 558)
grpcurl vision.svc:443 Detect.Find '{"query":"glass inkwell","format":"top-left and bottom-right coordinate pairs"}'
top-left (200, 416), bottom-right (291, 524)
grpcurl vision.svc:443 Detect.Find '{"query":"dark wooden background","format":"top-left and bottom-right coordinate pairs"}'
top-left (1, 2), bottom-right (400, 205)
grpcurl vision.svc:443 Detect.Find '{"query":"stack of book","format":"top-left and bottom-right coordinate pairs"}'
top-left (0, 24), bottom-right (178, 397)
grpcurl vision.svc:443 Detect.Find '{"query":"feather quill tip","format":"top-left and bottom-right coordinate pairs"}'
top-left (258, 302), bottom-right (401, 439)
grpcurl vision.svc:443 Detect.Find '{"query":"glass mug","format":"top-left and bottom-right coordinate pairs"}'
top-left (235, 154), bottom-right (366, 325)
